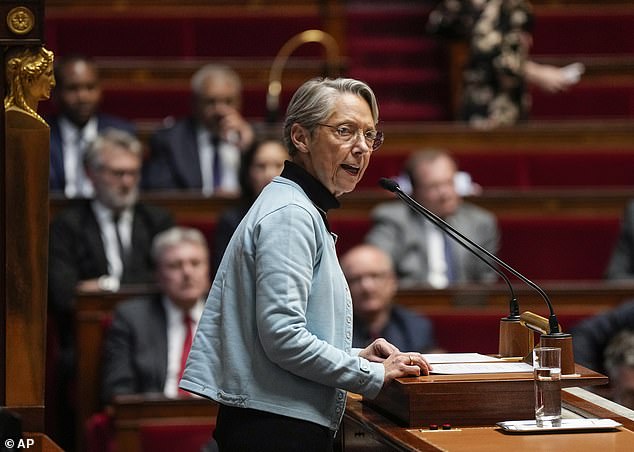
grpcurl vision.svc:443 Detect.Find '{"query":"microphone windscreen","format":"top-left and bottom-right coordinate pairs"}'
top-left (379, 177), bottom-right (399, 193)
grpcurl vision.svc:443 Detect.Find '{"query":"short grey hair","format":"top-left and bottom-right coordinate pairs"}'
top-left (84, 128), bottom-right (142, 171)
top-left (151, 226), bottom-right (209, 264)
top-left (190, 64), bottom-right (242, 96)
top-left (283, 78), bottom-right (379, 156)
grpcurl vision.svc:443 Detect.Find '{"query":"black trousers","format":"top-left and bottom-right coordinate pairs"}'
top-left (214, 404), bottom-right (334, 452)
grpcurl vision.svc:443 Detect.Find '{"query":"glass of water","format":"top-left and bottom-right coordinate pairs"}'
top-left (533, 346), bottom-right (562, 427)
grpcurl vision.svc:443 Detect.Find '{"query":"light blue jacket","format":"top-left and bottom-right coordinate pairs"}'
top-left (180, 176), bottom-right (385, 431)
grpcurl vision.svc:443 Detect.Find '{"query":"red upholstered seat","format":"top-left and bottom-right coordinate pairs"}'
top-left (532, 10), bottom-right (634, 56)
top-left (426, 310), bottom-right (594, 354)
top-left (139, 423), bottom-right (215, 452)
top-left (531, 83), bottom-right (634, 120)
top-left (177, 219), bottom-right (217, 260)
top-left (497, 216), bottom-right (620, 281)
top-left (85, 412), bottom-right (114, 452)
top-left (460, 151), bottom-right (634, 189)
top-left (330, 217), bottom-right (372, 257)
top-left (527, 153), bottom-right (634, 187)
top-left (45, 13), bottom-right (323, 58)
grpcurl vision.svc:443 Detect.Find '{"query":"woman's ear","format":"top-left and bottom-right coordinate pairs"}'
top-left (290, 123), bottom-right (310, 154)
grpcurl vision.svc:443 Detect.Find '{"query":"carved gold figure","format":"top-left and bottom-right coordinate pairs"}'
top-left (5, 46), bottom-right (55, 125)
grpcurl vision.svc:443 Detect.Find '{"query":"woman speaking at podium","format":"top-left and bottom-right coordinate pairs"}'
top-left (180, 77), bottom-right (431, 451)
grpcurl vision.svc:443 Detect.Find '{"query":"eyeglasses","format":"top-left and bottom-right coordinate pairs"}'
top-left (317, 123), bottom-right (384, 151)
top-left (346, 271), bottom-right (392, 286)
top-left (98, 166), bottom-right (140, 179)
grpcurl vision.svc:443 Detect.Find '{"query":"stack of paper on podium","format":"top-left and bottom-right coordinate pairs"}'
top-left (365, 353), bottom-right (608, 427)
top-left (424, 353), bottom-right (534, 375)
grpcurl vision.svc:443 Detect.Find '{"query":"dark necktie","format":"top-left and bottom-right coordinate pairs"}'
top-left (211, 135), bottom-right (222, 190)
top-left (112, 212), bottom-right (127, 275)
top-left (178, 313), bottom-right (194, 397)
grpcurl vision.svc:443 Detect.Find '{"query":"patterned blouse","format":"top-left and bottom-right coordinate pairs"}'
top-left (428, 0), bottom-right (535, 127)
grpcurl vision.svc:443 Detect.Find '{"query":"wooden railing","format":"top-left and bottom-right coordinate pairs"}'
top-left (111, 395), bottom-right (217, 452)
top-left (46, 187), bottom-right (634, 224)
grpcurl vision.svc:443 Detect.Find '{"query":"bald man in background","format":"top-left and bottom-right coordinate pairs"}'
top-left (341, 244), bottom-right (438, 353)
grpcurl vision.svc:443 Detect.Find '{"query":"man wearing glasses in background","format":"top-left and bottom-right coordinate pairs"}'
top-left (341, 244), bottom-right (439, 354)
top-left (47, 129), bottom-right (173, 449)
top-left (142, 64), bottom-right (254, 197)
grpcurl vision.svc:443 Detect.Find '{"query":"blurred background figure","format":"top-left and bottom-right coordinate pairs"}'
top-left (47, 129), bottom-right (173, 450)
top-left (605, 200), bottom-right (634, 280)
top-left (603, 330), bottom-right (634, 410)
top-left (213, 138), bottom-right (287, 271)
top-left (427, 0), bottom-right (580, 128)
top-left (101, 227), bottom-right (211, 403)
top-left (142, 64), bottom-right (255, 196)
top-left (572, 300), bottom-right (634, 376)
top-left (366, 149), bottom-right (499, 288)
top-left (341, 244), bottom-right (438, 353)
top-left (48, 55), bottom-right (136, 198)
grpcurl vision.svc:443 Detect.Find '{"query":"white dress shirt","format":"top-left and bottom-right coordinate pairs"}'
top-left (162, 297), bottom-right (205, 398)
top-left (60, 116), bottom-right (98, 198)
top-left (196, 127), bottom-right (240, 196)
top-left (425, 220), bottom-right (450, 289)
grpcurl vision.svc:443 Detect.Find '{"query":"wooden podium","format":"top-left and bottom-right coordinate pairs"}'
top-left (365, 364), bottom-right (608, 427)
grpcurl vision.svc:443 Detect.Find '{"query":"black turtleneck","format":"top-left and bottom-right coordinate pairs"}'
top-left (280, 160), bottom-right (340, 231)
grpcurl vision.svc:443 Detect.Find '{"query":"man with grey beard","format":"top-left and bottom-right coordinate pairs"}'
top-left (47, 129), bottom-right (173, 449)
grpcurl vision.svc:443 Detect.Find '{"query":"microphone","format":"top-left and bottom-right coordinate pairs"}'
top-left (379, 178), bottom-right (573, 368)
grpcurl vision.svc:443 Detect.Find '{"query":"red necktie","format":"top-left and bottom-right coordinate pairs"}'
top-left (211, 135), bottom-right (222, 190)
top-left (178, 313), bottom-right (193, 397)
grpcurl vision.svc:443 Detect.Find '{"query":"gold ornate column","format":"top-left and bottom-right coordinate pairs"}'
top-left (0, 1), bottom-right (52, 435)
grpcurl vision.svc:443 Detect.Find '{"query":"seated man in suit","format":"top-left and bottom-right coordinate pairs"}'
top-left (572, 301), bottom-right (634, 409)
top-left (365, 149), bottom-right (500, 288)
top-left (340, 244), bottom-right (438, 353)
top-left (101, 226), bottom-right (210, 402)
top-left (48, 54), bottom-right (136, 198)
top-left (142, 64), bottom-right (254, 196)
top-left (571, 300), bottom-right (634, 376)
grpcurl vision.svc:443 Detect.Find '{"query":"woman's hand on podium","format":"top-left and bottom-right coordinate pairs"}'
top-left (382, 352), bottom-right (432, 383)
top-left (358, 338), bottom-right (399, 363)
top-left (358, 338), bottom-right (432, 382)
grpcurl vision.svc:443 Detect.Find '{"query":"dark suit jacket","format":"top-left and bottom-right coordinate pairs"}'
top-left (571, 300), bottom-right (634, 374)
top-left (48, 113), bottom-right (137, 192)
top-left (48, 199), bottom-right (174, 316)
top-left (142, 117), bottom-right (203, 190)
top-left (213, 203), bottom-right (250, 273)
top-left (352, 305), bottom-right (436, 353)
top-left (101, 295), bottom-right (168, 404)
top-left (366, 201), bottom-right (500, 287)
